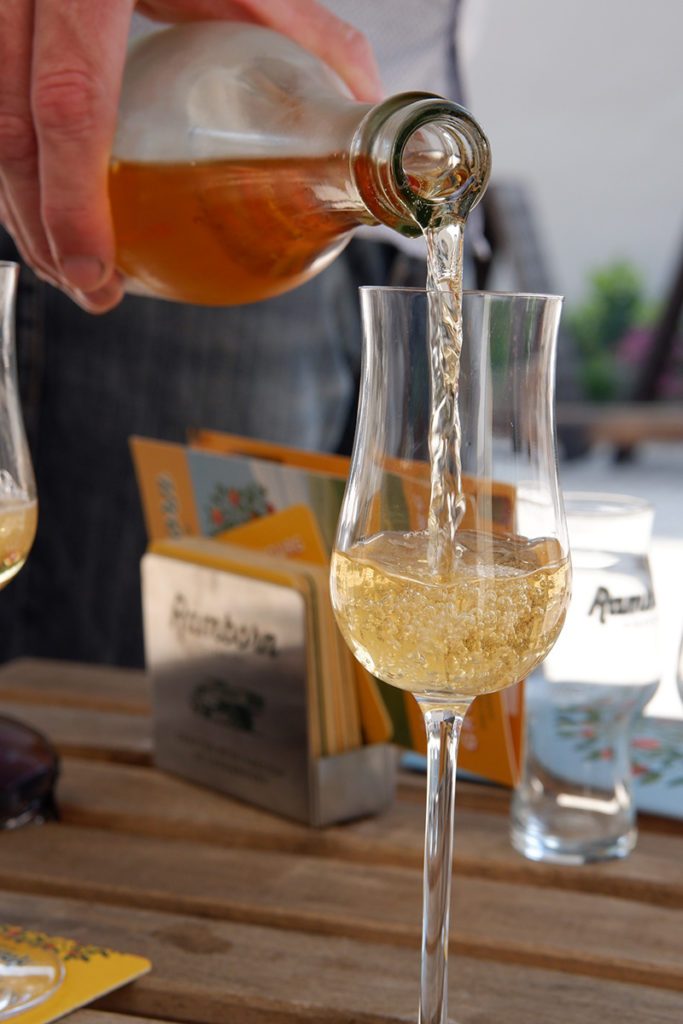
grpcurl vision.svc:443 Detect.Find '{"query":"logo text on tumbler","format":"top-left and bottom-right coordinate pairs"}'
top-left (588, 586), bottom-right (655, 624)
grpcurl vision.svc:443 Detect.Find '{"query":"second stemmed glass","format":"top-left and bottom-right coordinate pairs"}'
top-left (330, 287), bottom-right (571, 1023)
top-left (0, 262), bottom-right (63, 1020)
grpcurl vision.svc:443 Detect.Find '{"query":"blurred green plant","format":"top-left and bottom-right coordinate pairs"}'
top-left (566, 261), bottom-right (651, 401)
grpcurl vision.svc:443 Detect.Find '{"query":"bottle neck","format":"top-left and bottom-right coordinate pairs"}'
top-left (350, 93), bottom-right (491, 237)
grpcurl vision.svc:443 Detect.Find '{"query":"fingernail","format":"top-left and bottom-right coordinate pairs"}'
top-left (73, 270), bottom-right (125, 313)
top-left (60, 255), bottom-right (107, 292)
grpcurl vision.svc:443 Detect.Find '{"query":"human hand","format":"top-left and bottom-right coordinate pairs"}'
top-left (0, 1), bottom-right (382, 313)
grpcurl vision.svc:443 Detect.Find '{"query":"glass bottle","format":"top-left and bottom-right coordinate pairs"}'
top-left (109, 21), bottom-right (490, 305)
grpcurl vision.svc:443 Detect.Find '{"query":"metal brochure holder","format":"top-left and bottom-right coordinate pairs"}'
top-left (141, 541), bottom-right (397, 827)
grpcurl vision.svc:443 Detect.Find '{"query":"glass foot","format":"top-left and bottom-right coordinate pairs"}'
top-left (0, 940), bottom-right (65, 1020)
top-left (510, 816), bottom-right (637, 865)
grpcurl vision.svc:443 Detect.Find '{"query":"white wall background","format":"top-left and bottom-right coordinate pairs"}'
top-left (460, 0), bottom-right (683, 308)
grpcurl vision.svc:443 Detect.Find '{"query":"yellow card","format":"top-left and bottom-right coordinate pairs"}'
top-left (217, 503), bottom-right (329, 563)
top-left (0, 924), bottom-right (151, 1024)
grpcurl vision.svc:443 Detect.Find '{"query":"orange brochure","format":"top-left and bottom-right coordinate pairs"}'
top-left (188, 427), bottom-right (351, 477)
top-left (130, 435), bottom-right (201, 540)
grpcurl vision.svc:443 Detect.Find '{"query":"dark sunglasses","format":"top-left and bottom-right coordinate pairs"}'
top-left (0, 715), bottom-right (59, 829)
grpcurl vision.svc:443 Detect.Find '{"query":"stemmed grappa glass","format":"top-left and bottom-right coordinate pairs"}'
top-left (330, 287), bottom-right (571, 1023)
top-left (0, 262), bottom-right (63, 1019)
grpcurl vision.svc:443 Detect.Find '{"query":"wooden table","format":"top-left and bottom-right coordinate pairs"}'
top-left (1, 658), bottom-right (681, 1024)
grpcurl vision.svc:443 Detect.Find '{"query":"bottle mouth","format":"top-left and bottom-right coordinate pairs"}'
top-left (402, 125), bottom-right (469, 199)
top-left (398, 97), bottom-right (491, 227)
top-left (353, 93), bottom-right (491, 233)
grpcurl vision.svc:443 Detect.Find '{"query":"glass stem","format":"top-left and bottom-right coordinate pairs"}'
top-left (418, 702), bottom-right (470, 1024)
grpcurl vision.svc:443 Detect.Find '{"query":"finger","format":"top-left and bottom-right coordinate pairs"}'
top-left (0, 203), bottom-right (126, 310)
top-left (138, 0), bottom-right (384, 102)
top-left (31, 0), bottom-right (133, 298)
top-left (0, 0), bottom-right (58, 280)
top-left (0, 184), bottom-right (61, 288)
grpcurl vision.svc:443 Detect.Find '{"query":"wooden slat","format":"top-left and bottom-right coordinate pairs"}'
top-left (0, 822), bottom-right (680, 992)
top-left (399, 768), bottom-right (683, 835)
top-left (4, 892), bottom-right (682, 1024)
top-left (0, 658), bottom-right (150, 712)
top-left (55, 758), bottom-right (683, 908)
top-left (67, 1014), bottom-right (173, 1024)
top-left (3, 657), bottom-right (677, 830)
top-left (0, 701), bottom-right (153, 764)
top-left (4, 656), bottom-right (678, 836)
top-left (10, 697), bottom-right (683, 845)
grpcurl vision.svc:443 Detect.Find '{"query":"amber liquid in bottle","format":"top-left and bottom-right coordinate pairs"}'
top-left (109, 156), bottom-right (366, 305)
